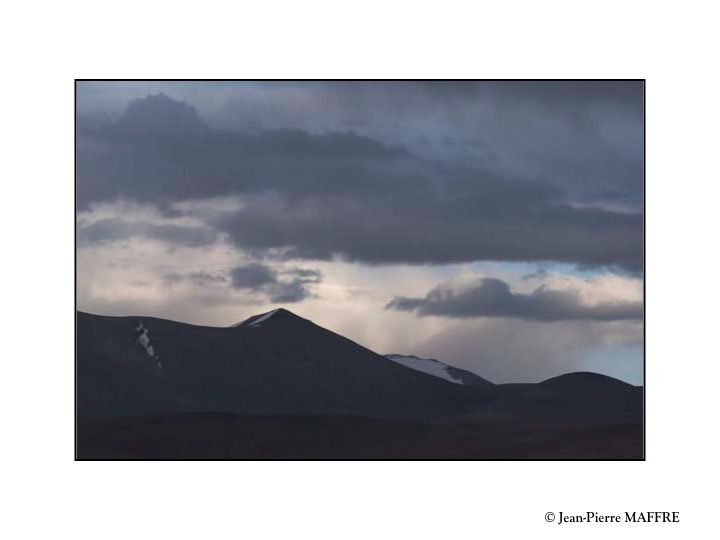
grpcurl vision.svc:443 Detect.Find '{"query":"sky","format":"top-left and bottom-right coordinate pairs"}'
top-left (76, 80), bottom-right (644, 384)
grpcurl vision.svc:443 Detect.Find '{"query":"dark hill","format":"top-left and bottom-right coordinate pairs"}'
top-left (485, 372), bottom-right (642, 420)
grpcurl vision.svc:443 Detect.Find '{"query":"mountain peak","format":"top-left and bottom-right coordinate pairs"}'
top-left (230, 307), bottom-right (304, 328)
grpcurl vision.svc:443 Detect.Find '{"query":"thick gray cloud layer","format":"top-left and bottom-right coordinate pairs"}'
top-left (387, 277), bottom-right (643, 321)
top-left (77, 81), bottom-right (644, 207)
top-left (77, 89), bottom-right (643, 271)
top-left (229, 263), bottom-right (322, 303)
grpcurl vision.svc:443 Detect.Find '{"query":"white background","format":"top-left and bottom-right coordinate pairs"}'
top-left (2, 1), bottom-right (718, 538)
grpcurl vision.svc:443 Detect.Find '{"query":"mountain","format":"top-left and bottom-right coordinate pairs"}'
top-left (385, 354), bottom-right (493, 386)
top-left (76, 308), bottom-right (643, 459)
top-left (77, 308), bottom-right (493, 421)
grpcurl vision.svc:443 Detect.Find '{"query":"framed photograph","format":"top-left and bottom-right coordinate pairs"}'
top-left (75, 80), bottom-right (644, 460)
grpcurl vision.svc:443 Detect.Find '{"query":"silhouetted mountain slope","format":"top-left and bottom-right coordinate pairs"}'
top-left (77, 308), bottom-right (642, 424)
top-left (385, 353), bottom-right (493, 386)
top-left (77, 309), bottom-right (494, 420)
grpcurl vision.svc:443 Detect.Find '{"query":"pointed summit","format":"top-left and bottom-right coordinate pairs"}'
top-left (230, 307), bottom-right (305, 328)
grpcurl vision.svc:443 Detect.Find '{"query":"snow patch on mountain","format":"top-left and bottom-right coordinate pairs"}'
top-left (385, 354), bottom-right (465, 385)
top-left (135, 322), bottom-right (161, 366)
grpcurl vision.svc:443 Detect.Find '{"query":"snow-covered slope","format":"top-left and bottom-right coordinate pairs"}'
top-left (385, 354), bottom-right (492, 386)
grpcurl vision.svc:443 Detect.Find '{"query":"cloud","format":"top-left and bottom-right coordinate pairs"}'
top-left (77, 92), bottom-right (643, 271)
top-left (229, 263), bottom-right (322, 303)
top-left (521, 267), bottom-right (549, 281)
top-left (229, 263), bottom-right (276, 289)
top-left (114, 92), bottom-right (208, 134)
top-left (78, 81), bottom-right (643, 205)
top-left (77, 93), bottom-right (408, 206)
top-left (164, 271), bottom-right (227, 286)
top-left (215, 192), bottom-right (642, 270)
top-left (281, 267), bottom-right (323, 282)
top-left (386, 277), bottom-right (643, 321)
top-left (76, 217), bottom-right (218, 247)
top-left (265, 279), bottom-right (313, 303)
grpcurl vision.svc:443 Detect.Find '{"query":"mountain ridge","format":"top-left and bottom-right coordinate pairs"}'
top-left (77, 308), bottom-right (641, 421)
top-left (76, 309), bottom-right (495, 421)
top-left (76, 308), bottom-right (643, 458)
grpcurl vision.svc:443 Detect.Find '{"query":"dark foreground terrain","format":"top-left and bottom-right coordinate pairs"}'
top-left (77, 414), bottom-right (642, 459)
top-left (76, 309), bottom-right (643, 459)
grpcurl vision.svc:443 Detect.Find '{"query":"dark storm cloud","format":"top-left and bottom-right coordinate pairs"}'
top-left (229, 263), bottom-right (276, 289)
top-left (77, 90), bottom-right (643, 270)
top-left (216, 193), bottom-right (642, 269)
top-left (76, 217), bottom-right (218, 247)
top-left (76, 93), bottom-right (409, 206)
top-left (229, 263), bottom-right (323, 303)
top-left (314, 81), bottom-right (644, 207)
top-left (407, 82), bottom-right (645, 210)
top-left (386, 277), bottom-right (643, 321)
top-left (413, 80), bottom-right (643, 110)
top-left (266, 279), bottom-right (313, 303)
